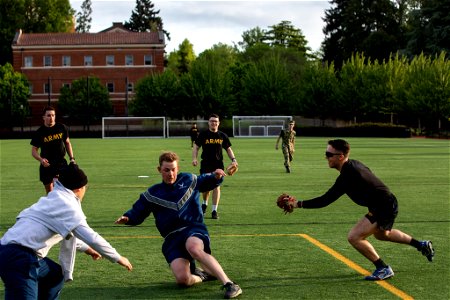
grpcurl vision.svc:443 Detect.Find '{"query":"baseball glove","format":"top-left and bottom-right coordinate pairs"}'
top-left (226, 163), bottom-right (238, 176)
top-left (276, 193), bottom-right (297, 214)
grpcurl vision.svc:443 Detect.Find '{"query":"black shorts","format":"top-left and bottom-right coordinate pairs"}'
top-left (162, 226), bottom-right (211, 264)
top-left (365, 194), bottom-right (399, 230)
top-left (200, 160), bottom-right (224, 174)
top-left (39, 160), bottom-right (67, 185)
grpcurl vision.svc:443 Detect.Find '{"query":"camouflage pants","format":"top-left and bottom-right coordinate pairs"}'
top-left (282, 145), bottom-right (293, 167)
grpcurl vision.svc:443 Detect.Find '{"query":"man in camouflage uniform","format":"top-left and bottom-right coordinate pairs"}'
top-left (275, 120), bottom-right (296, 173)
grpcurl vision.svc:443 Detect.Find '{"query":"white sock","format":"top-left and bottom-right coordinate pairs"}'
top-left (203, 201), bottom-right (208, 206)
top-left (212, 205), bottom-right (218, 212)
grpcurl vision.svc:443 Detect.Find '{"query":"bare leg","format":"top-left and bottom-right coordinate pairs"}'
top-left (212, 186), bottom-right (220, 207)
top-left (202, 191), bottom-right (210, 205)
top-left (186, 236), bottom-right (231, 285)
top-left (347, 216), bottom-right (381, 262)
top-left (44, 182), bottom-right (53, 194)
top-left (170, 258), bottom-right (202, 286)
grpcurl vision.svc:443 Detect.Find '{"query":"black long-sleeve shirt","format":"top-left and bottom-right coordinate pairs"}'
top-left (302, 159), bottom-right (393, 212)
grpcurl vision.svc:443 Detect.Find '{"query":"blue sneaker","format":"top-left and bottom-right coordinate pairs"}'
top-left (365, 266), bottom-right (394, 281)
top-left (419, 240), bottom-right (435, 262)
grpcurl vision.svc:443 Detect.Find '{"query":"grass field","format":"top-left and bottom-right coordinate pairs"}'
top-left (0, 137), bottom-right (449, 299)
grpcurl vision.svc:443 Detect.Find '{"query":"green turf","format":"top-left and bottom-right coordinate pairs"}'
top-left (1, 137), bottom-right (449, 299)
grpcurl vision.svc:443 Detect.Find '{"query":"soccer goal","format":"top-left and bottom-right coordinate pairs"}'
top-left (102, 117), bottom-right (166, 138)
top-left (166, 120), bottom-right (209, 138)
top-left (232, 116), bottom-right (293, 137)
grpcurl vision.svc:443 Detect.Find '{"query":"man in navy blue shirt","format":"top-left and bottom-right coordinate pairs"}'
top-left (115, 151), bottom-right (242, 299)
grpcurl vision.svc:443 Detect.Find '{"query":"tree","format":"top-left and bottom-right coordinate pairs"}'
top-left (238, 26), bottom-right (266, 50)
top-left (124, 0), bottom-right (170, 41)
top-left (322, 0), bottom-right (405, 68)
top-left (58, 76), bottom-right (112, 130)
top-left (166, 39), bottom-right (196, 75)
top-left (405, 0), bottom-right (450, 56)
top-left (0, 63), bottom-right (30, 128)
top-left (130, 70), bottom-right (184, 118)
top-left (75, 0), bottom-right (92, 33)
top-left (0, 0), bottom-right (75, 65)
top-left (264, 21), bottom-right (310, 54)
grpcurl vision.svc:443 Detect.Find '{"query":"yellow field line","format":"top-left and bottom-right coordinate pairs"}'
top-left (107, 232), bottom-right (414, 299)
top-left (299, 233), bottom-right (414, 300)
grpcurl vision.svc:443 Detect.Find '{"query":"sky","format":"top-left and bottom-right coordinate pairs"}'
top-left (70, 0), bottom-right (331, 54)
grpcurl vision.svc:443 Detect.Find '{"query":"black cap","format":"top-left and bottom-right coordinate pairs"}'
top-left (59, 162), bottom-right (88, 190)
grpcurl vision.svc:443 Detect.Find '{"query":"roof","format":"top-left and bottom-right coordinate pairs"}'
top-left (12, 30), bottom-right (164, 47)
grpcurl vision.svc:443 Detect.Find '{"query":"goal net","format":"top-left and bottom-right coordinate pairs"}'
top-left (232, 116), bottom-right (293, 137)
top-left (166, 120), bottom-right (209, 138)
top-left (102, 117), bottom-right (166, 138)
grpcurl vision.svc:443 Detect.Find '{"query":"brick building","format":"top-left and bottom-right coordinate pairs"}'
top-left (11, 23), bottom-right (165, 126)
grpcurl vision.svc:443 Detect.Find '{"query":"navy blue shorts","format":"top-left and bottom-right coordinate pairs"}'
top-left (162, 226), bottom-right (211, 264)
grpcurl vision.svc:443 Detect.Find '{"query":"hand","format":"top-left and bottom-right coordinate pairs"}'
top-left (214, 169), bottom-right (227, 179)
top-left (192, 159), bottom-right (198, 166)
top-left (41, 158), bottom-right (50, 167)
top-left (84, 247), bottom-right (102, 260)
top-left (114, 216), bottom-right (129, 224)
top-left (275, 145), bottom-right (279, 150)
top-left (117, 256), bottom-right (133, 271)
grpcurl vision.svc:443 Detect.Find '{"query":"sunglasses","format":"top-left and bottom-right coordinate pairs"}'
top-left (325, 151), bottom-right (342, 158)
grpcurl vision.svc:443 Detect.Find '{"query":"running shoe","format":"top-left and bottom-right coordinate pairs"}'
top-left (223, 282), bottom-right (242, 299)
top-left (212, 210), bottom-right (219, 219)
top-left (365, 266), bottom-right (394, 281)
top-left (419, 240), bottom-right (435, 262)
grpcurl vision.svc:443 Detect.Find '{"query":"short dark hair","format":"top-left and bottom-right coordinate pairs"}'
top-left (159, 152), bottom-right (179, 167)
top-left (328, 139), bottom-right (350, 155)
top-left (42, 106), bottom-right (56, 116)
top-left (209, 113), bottom-right (219, 120)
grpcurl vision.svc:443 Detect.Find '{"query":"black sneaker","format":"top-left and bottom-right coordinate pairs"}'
top-left (201, 204), bottom-right (207, 214)
top-left (222, 282), bottom-right (242, 299)
top-left (419, 240), bottom-right (435, 262)
top-left (285, 166), bottom-right (291, 173)
top-left (212, 210), bottom-right (219, 219)
top-left (193, 268), bottom-right (217, 282)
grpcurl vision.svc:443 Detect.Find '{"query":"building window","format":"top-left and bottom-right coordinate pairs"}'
top-left (29, 84), bottom-right (33, 94)
top-left (107, 82), bottom-right (114, 93)
top-left (144, 55), bottom-right (153, 65)
top-left (24, 56), bottom-right (33, 67)
top-left (125, 55), bottom-right (133, 65)
top-left (62, 83), bottom-right (71, 89)
top-left (106, 55), bottom-right (114, 66)
top-left (127, 83), bottom-right (134, 92)
top-left (62, 56), bottom-right (71, 66)
top-left (84, 56), bottom-right (93, 66)
top-left (44, 83), bottom-right (51, 94)
top-left (44, 56), bottom-right (52, 67)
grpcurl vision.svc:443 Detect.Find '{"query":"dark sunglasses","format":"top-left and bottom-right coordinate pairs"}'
top-left (325, 151), bottom-right (342, 158)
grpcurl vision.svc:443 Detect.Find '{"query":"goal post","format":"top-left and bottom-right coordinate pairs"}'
top-left (102, 117), bottom-right (166, 138)
top-left (166, 120), bottom-right (209, 138)
top-left (232, 116), bottom-right (293, 137)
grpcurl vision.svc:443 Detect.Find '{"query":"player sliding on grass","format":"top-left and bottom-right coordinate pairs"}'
top-left (276, 139), bottom-right (434, 281)
top-left (115, 151), bottom-right (242, 299)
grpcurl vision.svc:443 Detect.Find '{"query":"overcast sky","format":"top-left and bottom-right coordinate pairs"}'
top-left (70, 0), bottom-right (331, 54)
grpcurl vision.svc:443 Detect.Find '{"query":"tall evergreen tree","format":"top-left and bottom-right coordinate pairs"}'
top-left (322, 0), bottom-right (405, 68)
top-left (124, 0), bottom-right (170, 41)
top-left (75, 0), bottom-right (92, 33)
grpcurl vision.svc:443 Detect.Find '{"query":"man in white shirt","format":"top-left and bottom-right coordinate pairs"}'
top-left (0, 163), bottom-right (133, 299)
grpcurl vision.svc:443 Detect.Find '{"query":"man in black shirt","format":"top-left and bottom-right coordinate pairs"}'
top-left (31, 106), bottom-right (76, 194)
top-left (287, 139), bottom-right (434, 280)
top-left (192, 114), bottom-right (238, 219)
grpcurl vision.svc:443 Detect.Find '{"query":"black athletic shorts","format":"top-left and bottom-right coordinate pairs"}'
top-left (200, 160), bottom-right (224, 174)
top-left (39, 160), bottom-right (67, 185)
top-left (365, 194), bottom-right (398, 231)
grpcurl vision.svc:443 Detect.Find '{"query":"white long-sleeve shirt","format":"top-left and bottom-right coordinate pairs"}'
top-left (0, 180), bottom-right (121, 281)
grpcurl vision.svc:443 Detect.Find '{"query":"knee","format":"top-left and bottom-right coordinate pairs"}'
top-left (174, 272), bottom-right (191, 286)
top-left (347, 233), bottom-right (359, 246)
